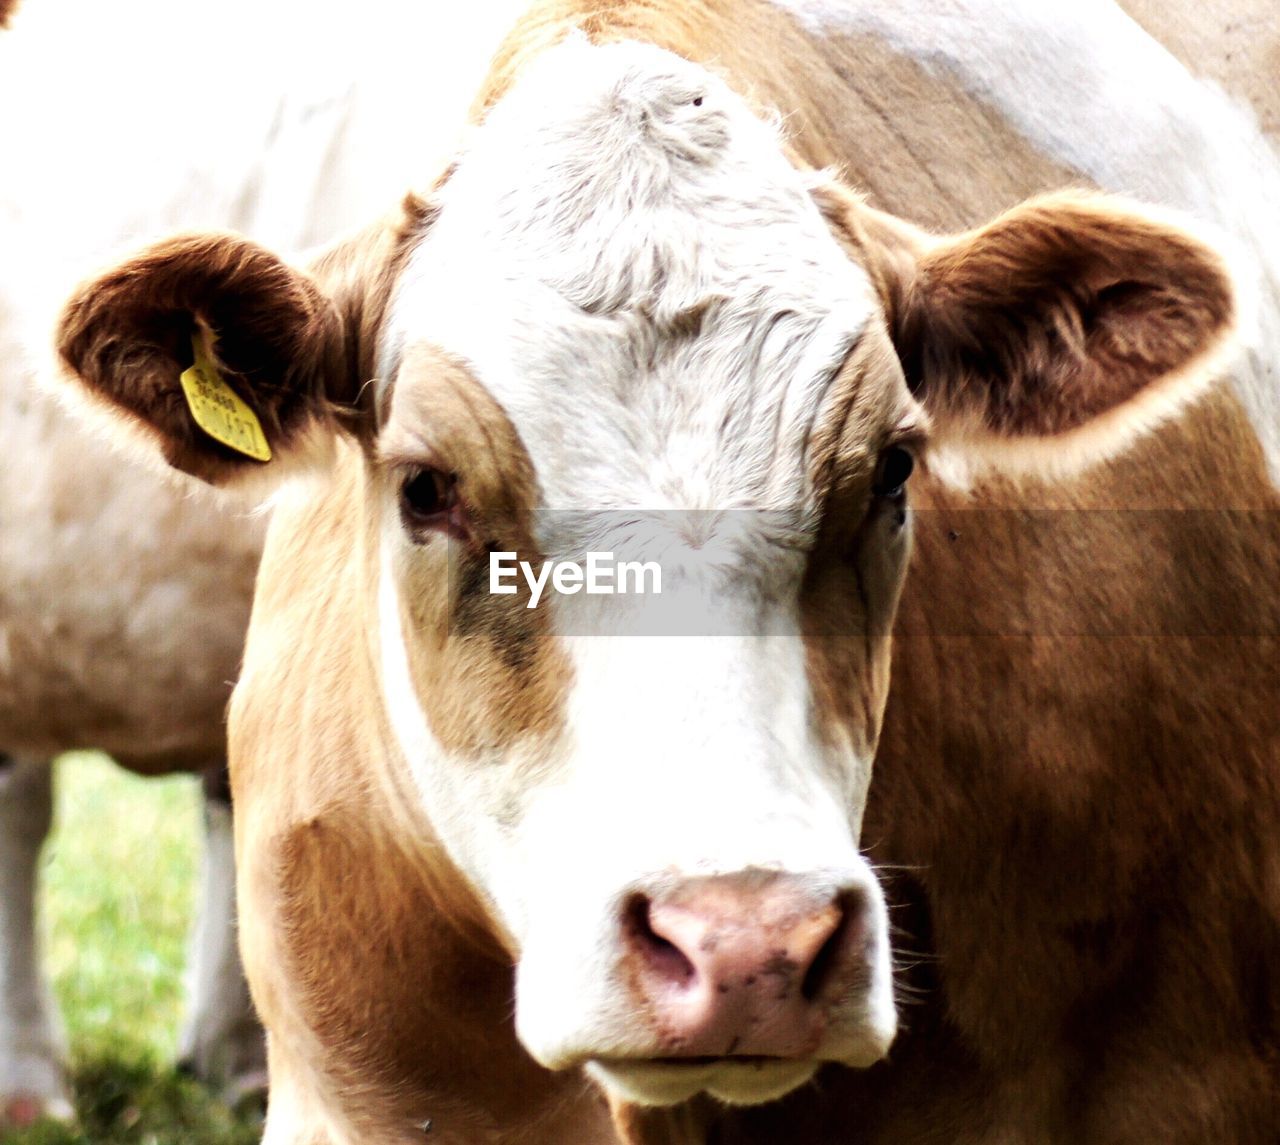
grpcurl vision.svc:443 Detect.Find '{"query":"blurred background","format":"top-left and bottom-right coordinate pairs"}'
top-left (4, 756), bottom-right (257, 1144)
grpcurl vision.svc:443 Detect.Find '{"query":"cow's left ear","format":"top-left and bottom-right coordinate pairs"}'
top-left (819, 186), bottom-right (1238, 477)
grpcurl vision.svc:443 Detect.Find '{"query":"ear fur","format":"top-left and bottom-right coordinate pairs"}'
top-left (899, 191), bottom-right (1236, 437)
top-left (57, 232), bottom-right (347, 485)
top-left (56, 191), bottom-right (434, 487)
top-left (816, 183), bottom-right (1238, 478)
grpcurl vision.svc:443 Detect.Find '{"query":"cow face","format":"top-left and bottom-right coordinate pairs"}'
top-left (354, 41), bottom-right (919, 1104)
top-left (55, 38), bottom-right (1234, 1108)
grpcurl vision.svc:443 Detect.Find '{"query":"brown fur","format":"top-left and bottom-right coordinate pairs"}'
top-left (309, 192), bottom-right (438, 434)
top-left (610, 1096), bottom-right (720, 1145)
top-left (57, 233), bottom-right (348, 483)
top-left (0, 0), bottom-right (17, 29)
top-left (896, 194), bottom-right (1235, 436)
top-left (712, 404), bottom-right (1280, 1144)
top-left (816, 182), bottom-right (1236, 440)
top-left (801, 326), bottom-right (925, 762)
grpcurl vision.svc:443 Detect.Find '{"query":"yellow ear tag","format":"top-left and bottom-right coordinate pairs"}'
top-left (178, 332), bottom-right (272, 462)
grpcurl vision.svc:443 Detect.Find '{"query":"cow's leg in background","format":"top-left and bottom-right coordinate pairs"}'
top-left (0, 753), bottom-right (72, 1127)
top-left (177, 763), bottom-right (266, 1108)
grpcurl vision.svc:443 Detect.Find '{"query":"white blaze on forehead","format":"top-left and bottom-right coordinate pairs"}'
top-left (388, 36), bottom-right (878, 516)
top-left (775, 0), bottom-right (1280, 487)
top-left (377, 41), bottom-right (897, 1076)
top-left (378, 28), bottom-right (889, 947)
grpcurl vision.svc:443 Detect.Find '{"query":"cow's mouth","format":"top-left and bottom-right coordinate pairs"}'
top-left (586, 1056), bottom-right (820, 1106)
top-left (641, 1055), bottom-right (782, 1066)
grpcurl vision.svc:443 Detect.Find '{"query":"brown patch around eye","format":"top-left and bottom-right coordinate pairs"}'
top-left (801, 322), bottom-right (919, 758)
top-left (382, 349), bottom-right (573, 757)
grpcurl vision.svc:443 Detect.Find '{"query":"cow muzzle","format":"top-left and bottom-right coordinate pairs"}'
top-left (524, 867), bottom-right (896, 1107)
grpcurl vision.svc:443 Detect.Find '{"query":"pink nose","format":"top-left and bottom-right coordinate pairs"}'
top-left (621, 873), bottom-right (869, 1058)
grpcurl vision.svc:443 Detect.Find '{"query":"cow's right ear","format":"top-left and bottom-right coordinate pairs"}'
top-left (56, 232), bottom-right (354, 487)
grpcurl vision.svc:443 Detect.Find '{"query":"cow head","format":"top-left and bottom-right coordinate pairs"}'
top-left (55, 38), bottom-right (1234, 1108)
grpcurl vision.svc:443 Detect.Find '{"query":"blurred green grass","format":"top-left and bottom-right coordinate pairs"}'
top-left (1, 753), bottom-right (259, 1145)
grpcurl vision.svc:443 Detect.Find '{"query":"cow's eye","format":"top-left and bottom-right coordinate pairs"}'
top-left (399, 468), bottom-right (456, 529)
top-left (873, 446), bottom-right (915, 498)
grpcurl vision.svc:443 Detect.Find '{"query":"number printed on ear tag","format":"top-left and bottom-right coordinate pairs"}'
top-left (178, 332), bottom-right (272, 462)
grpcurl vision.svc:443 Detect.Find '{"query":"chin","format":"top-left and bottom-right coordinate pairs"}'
top-left (586, 1058), bottom-right (820, 1107)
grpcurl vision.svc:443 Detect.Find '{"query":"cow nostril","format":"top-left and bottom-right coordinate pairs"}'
top-left (624, 894), bottom-right (696, 985)
top-left (801, 889), bottom-right (863, 1002)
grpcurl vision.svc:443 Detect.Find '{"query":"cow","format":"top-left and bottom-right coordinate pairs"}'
top-left (0, 0), bottom-right (518, 1125)
top-left (50, 1), bottom-right (1277, 1142)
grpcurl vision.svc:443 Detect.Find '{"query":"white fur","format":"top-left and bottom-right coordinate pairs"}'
top-left (774, 0), bottom-right (1280, 487)
top-left (389, 39), bottom-right (879, 514)
top-left (0, 758), bottom-right (71, 1121)
top-left (380, 39), bottom-right (897, 1107)
top-left (176, 793), bottom-right (265, 1102)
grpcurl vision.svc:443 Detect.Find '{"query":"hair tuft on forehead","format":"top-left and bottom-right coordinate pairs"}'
top-left (432, 36), bottom-right (841, 325)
